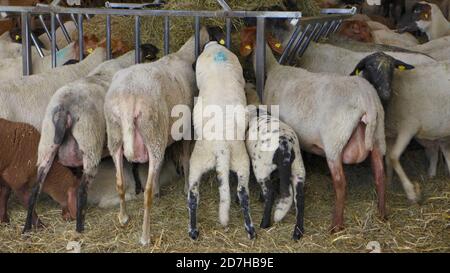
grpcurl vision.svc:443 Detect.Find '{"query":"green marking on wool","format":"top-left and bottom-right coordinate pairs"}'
top-left (214, 51), bottom-right (227, 63)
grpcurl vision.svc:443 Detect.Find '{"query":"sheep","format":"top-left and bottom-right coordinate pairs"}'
top-left (244, 83), bottom-right (306, 240)
top-left (104, 27), bottom-right (215, 246)
top-left (87, 157), bottom-right (179, 209)
top-left (0, 35), bottom-right (118, 81)
top-left (241, 28), bottom-right (387, 233)
top-left (352, 54), bottom-right (450, 202)
top-left (23, 44), bottom-right (157, 233)
top-left (0, 118), bottom-right (77, 228)
top-left (0, 47), bottom-right (106, 132)
top-left (38, 21), bottom-right (78, 50)
top-left (399, 2), bottom-right (450, 40)
top-left (187, 41), bottom-right (256, 241)
top-left (408, 34), bottom-right (450, 60)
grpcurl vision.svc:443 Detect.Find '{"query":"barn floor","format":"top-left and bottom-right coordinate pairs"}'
top-left (0, 148), bottom-right (448, 253)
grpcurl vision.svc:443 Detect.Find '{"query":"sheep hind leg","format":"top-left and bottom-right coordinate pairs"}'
top-left (370, 145), bottom-right (387, 221)
top-left (140, 155), bottom-right (162, 246)
top-left (23, 146), bottom-right (59, 233)
top-left (182, 140), bottom-right (191, 195)
top-left (0, 182), bottom-right (11, 223)
top-left (259, 178), bottom-right (274, 229)
top-left (327, 158), bottom-right (347, 233)
top-left (389, 130), bottom-right (421, 203)
top-left (439, 142), bottom-right (450, 177)
top-left (292, 176), bottom-right (305, 240)
top-left (113, 148), bottom-right (129, 226)
top-left (76, 171), bottom-right (95, 233)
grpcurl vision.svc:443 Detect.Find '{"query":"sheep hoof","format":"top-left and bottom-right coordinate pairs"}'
top-left (330, 224), bottom-right (345, 234)
top-left (260, 220), bottom-right (271, 229)
top-left (140, 236), bottom-right (150, 246)
top-left (118, 213), bottom-right (129, 226)
top-left (292, 226), bottom-right (304, 241)
top-left (246, 226), bottom-right (256, 240)
top-left (189, 229), bottom-right (199, 240)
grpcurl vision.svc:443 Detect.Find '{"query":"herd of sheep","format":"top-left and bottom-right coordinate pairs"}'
top-left (0, 0), bottom-right (449, 247)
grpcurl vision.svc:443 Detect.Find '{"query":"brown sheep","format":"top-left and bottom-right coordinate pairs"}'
top-left (337, 20), bottom-right (374, 42)
top-left (0, 118), bottom-right (77, 227)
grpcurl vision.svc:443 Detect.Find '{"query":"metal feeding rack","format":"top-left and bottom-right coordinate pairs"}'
top-left (0, 1), bottom-right (354, 99)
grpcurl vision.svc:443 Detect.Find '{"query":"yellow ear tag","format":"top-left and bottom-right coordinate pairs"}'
top-left (87, 48), bottom-right (94, 54)
top-left (275, 43), bottom-right (282, 48)
top-left (245, 45), bottom-right (252, 50)
top-left (424, 13), bottom-right (429, 19)
top-left (15, 34), bottom-right (20, 41)
top-left (219, 39), bottom-right (225, 45)
top-left (356, 69), bottom-right (360, 76)
top-left (398, 65), bottom-right (406, 71)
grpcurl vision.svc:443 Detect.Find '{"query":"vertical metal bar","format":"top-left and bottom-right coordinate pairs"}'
top-left (135, 15), bottom-right (141, 64)
top-left (164, 16), bottom-right (170, 55)
top-left (194, 16), bottom-right (200, 58)
top-left (70, 13), bottom-right (79, 28)
top-left (225, 17), bottom-right (231, 49)
top-left (256, 17), bottom-right (265, 102)
top-left (56, 13), bottom-right (72, 43)
top-left (51, 12), bottom-right (57, 68)
top-left (21, 12), bottom-right (32, 76)
top-left (106, 14), bottom-right (112, 60)
top-left (78, 13), bottom-right (84, 61)
top-left (279, 23), bottom-right (302, 64)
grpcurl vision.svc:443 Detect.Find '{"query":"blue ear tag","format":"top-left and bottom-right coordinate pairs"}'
top-left (56, 46), bottom-right (71, 66)
top-left (214, 51), bottom-right (227, 63)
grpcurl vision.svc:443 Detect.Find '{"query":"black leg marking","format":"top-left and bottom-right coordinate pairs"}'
top-left (188, 190), bottom-right (199, 240)
top-left (260, 179), bottom-right (275, 229)
top-left (238, 187), bottom-right (256, 239)
top-left (132, 163), bottom-right (143, 195)
top-left (76, 174), bottom-right (91, 233)
top-left (23, 168), bottom-right (46, 233)
top-left (293, 180), bottom-right (305, 241)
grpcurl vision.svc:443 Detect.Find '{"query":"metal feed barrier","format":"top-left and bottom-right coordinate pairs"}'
top-left (0, 1), bottom-right (354, 100)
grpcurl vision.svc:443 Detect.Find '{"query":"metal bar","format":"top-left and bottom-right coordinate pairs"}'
top-left (287, 23), bottom-right (311, 64)
top-left (51, 12), bottom-right (57, 67)
top-left (77, 13), bottom-right (83, 61)
top-left (225, 18), bottom-right (231, 49)
top-left (30, 32), bottom-right (45, 58)
top-left (323, 20), bottom-right (336, 38)
top-left (194, 16), bottom-right (200, 58)
top-left (21, 12), bottom-right (32, 75)
top-left (135, 15), bottom-right (141, 63)
top-left (70, 13), bottom-right (78, 28)
top-left (0, 6), bottom-right (302, 18)
top-left (313, 22), bottom-right (327, 42)
top-left (216, 0), bottom-right (231, 11)
top-left (164, 16), bottom-right (170, 55)
top-left (279, 23), bottom-right (302, 64)
top-left (56, 13), bottom-right (71, 43)
top-left (331, 19), bottom-right (342, 34)
top-left (297, 23), bottom-right (321, 58)
top-left (255, 17), bottom-right (265, 102)
top-left (38, 14), bottom-right (52, 43)
top-left (106, 14), bottom-right (112, 60)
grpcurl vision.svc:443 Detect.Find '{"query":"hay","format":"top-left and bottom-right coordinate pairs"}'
top-left (83, 1), bottom-right (320, 56)
top-left (1, 148), bottom-right (449, 253)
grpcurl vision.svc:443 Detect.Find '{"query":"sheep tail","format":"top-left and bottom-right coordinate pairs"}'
top-left (52, 105), bottom-right (70, 145)
top-left (273, 140), bottom-right (294, 222)
top-left (121, 110), bottom-right (135, 161)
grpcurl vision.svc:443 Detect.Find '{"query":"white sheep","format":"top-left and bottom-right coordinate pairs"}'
top-left (188, 41), bottom-right (256, 240)
top-left (409, 35), bottom-right (450, 60)
top-left (104, 27), bottom-right (211, 246)
top-left (241, 29), bottom-right (387, 232)
top-left (32, 47), bottom-right (156, 233)
top-left (244, 83), bottom-right (306, 240)
top-left (0, 47), bottom-right (106, 131)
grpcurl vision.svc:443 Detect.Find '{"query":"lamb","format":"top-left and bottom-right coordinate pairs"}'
top-left (104, 27), bottom-right (215, 245)
top-left (23, 44), bottom-right (158, 233)
top-left (187, 41), bottom-right (256, 241)
top-left (352, 54), bottom-right (450, 202)
top-left (399, 2), bottom-right (450, 40)
top-left (241, 28), bottom-right (387, 233)
top-left (0, 118), bottom-right (77, 228)
top-left (0, 47), bottom-right (106, 132)
top-left (244, 83), bottom-right (306, 240)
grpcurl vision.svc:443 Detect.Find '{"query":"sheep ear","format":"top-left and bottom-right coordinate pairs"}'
top-left (394, 60), bottom-right (414, 71)
top-left (350, 62), bottom-right (365, 76)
